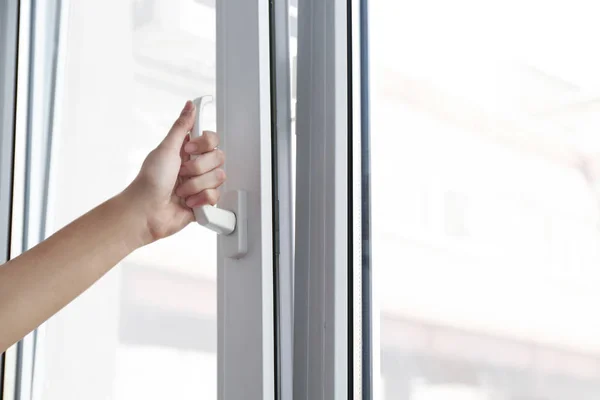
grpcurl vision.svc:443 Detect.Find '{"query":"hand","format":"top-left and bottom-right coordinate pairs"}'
top-left (125, 100), bottom-right (226, 244)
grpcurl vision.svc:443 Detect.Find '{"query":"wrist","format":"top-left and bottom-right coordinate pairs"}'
top-left (111, 186), bottom-right (155, 249)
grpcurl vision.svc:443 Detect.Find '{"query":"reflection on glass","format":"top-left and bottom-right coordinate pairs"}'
top-left (371, 1), bottom-right (600, 400)
top-left (39, 0), bottom-right (217, 398)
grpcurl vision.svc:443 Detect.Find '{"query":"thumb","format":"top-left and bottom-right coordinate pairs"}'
top-left (161, 100), bottom-right (196, 150)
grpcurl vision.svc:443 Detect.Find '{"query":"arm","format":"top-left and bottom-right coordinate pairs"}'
top-left (0, 101), bottom-right (226, 352)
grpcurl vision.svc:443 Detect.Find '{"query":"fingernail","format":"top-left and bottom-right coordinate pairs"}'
top-left (181, 100), bottom-right (194, 115)
top-left (184, 142), bottom-right (197, 153)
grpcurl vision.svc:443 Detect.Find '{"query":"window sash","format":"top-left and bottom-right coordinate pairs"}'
top-left (293, 0), bottom-right (354, 398)
top-left (216, 0), bottom-right (278, 398)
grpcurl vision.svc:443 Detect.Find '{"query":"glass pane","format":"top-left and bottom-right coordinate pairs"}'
top-left (38, 1), bottom-right (217, 398)
top-left (371, 1), bottom-right (600, 400)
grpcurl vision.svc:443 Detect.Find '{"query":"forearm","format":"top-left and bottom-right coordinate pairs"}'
top-left (0, 189), bottom-right (150, 352)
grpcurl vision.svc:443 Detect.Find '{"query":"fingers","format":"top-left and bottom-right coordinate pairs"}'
top-left (161, 101), bottom-right (196, 150)
top-left (174, 124), bottom-right (225, 208)
top-left (180, 134), bottom-right (191, 158)
top-left (184, 189), bottom-right (221, 208)
top-left (183, 131), bottom-right (219, 155)
top-left (179, 149), bottom-right (225, 177)
top-left (176, 168), bottom-right (226, 198)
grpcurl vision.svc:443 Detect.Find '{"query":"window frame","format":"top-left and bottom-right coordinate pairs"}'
top-left (4, 0), bottom-right (66, 398)
top-left (0, 0), bottom-right (18, 266)
top-left (293, 0), bottom-right (371, 397)
top-left (216, 0), bottom-right (280, 398)
top-left (1, 0), bottom-right (33, 397)
top-left (0, 0), bottom-right (20, 397)
top-left (292, 0), bottom-right (360, 398)
top-left (354, 0), bottom-right (373, 397)
top-left (268, 0), bottom-right (295, 397)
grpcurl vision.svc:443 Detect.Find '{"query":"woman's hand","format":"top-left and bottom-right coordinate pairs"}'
top-left (125, 100), bottom-right (226, 244)
top-left (0, 100), bottom-right (226, 352)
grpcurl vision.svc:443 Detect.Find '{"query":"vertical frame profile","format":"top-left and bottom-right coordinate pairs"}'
top-left (351, 0), bottom-right (372, 398)
top-left (0, 0), bottom-right (20, 395)
top-left (293, 0), bottom-right (356, 400)
top-left (0, 0), bottom-right (19, 265)
top-left (17, 0), bottom-right (64, 398)
top-left (293, 0), bottom-right (371, 397)
top-left (216, 0), bottom-right (276, 399)
top-left (269, 0), bottom-right (294, 397)
top-left (1, 0), bottom-right (24, 398)
top-left (1, 0), bottom-right (66, 398)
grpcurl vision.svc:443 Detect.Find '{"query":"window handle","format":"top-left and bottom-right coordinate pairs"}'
top-left (191, 96), bottom-right (247, 258)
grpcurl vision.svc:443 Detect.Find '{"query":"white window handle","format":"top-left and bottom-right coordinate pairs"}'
top-left (191, 96), bottom-right (247, 258)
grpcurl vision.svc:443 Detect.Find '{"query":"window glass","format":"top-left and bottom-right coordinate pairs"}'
top-left (38, 0), bottom-right (217, 398)
top-left (371, 1), bottom-right (600, 399)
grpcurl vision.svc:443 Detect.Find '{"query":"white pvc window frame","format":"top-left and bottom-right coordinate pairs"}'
top-left (293, 0), bottom-right (351, 397)
top-left (216, 0), bottom-right (280, 398)
top-left (269, 0), bottom-right (295, 397)
top-left (2, 0), bottom-right (36, 397)
top-left (1, 0), bottom-right (66, 399)
top-left (0, 0), bottom-right (18, 262)
top-left (0, 0), bottom-right (20, 397)
top-left (293, 0), bottom-right (368, 398)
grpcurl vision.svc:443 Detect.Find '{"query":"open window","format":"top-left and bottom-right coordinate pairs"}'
top-left (2, 0), bottom-right (293, 399)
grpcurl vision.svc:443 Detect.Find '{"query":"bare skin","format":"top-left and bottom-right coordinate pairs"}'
top-left (0, 100), bottom-right (226, 352)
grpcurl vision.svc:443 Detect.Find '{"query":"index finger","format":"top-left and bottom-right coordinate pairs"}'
top-left (183, 131), bottom-right (220, 155)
